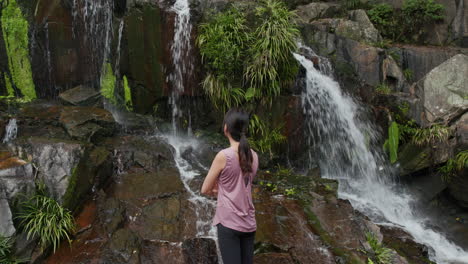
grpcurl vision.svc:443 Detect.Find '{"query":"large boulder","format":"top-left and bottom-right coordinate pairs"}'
top-left (415, 54), bottom-right (468, 125)
top-left (296, 2), bottom-right (342, 23)
top-left (11, 137), bottom-right (86, 206)
top-left (308, 10), bottom-right (382, 44)
top-left (0, 187), bottom-right (15, 237)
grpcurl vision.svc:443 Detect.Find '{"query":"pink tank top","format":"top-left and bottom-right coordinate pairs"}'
top-left (212, 147), bottom-right (258, 232)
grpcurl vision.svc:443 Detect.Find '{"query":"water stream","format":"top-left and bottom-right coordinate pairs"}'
top-left (169, 0), bottom-right (193, 133)
top-left (2, 118), bottom-right (18, 144)
top-left (293, 47), bottom-right (468, 264)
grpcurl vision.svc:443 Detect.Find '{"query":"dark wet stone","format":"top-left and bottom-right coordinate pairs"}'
top-left (101, 228), bottom-right (141, 264)
top-left (140, 240), bottom-right (184, 264)
top-left (380, 225), bottom-right (431, 264)
top-left (59, 85), bottom-right (101, 107)
top-left (97, 196), bottom-right (126, 235)
top-left (130, 195), bottom-right (183, 241)
top-left (254, 252), bottom-right (295, 264)
top-left (59, 106), bottom-right (116, 141)
top-left (182, 238), bottom-right (218, 264)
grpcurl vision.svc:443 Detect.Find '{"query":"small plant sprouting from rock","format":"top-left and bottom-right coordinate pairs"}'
top-left (375, 83), bottom-right (391, 95)
top-left (402, 124), bottom-right (451, 146)
top-left (439, 150), bottom-right (468, 182)
top-left (0, 235), bottom-right (28, 264)
top-left (365, 232), bottom-right (393, 264)
top-left (17, 194), bottom-right (75, 253)
top-left (123, 75), bottom-right (133, 111)
top-left (249, 114), bottom-right (286, 158)
top-left (403, 69), bottom-right (413, 82)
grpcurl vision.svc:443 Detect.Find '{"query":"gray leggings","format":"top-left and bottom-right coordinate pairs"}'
top-left (217, 224), bottom-right (256, 264)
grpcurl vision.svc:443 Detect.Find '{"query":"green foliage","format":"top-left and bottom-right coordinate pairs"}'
top-left (248, 114), bottom-right (286, 157)
top-left (401, 0), bottom-right (444, 38)
top-left (375, 83), bottom-right (391, 95)
top-left (365, 232), bottom-right (393, 264)
top-left (403, 69), bottom-right (413, 81)
top-left (0, 235), bottom-right (27, 264)
top-left (404, 124), bottom-right (451, 146)
top-left (197, 0), bottom-right (299, 109)
top-left (367, 4), bottom-right (396, 40)
top-left (440, 150), bottom-right (468, 182)
top-left (202, 74), bottom-right (245, 110)
top-left (100, 63), bottom-right (116, 104)
top-left (367, 0), bottom-right (444, 43)
top-left (197, 8), bottom-right (248, 78)
top-left (384, 122), bottom-right (399, 163)
top-left (244, 0), bottom-right (299, 101)
top-left (123, 75), bottom-right (133, 111)
top-left (1, 0), bottom-right (36, 100)
top-left (4, 74), bottom-right (14, 96)
top-left (17, 194), bottom-right (75, 252)
top-left (0, 235), bottom-right (13, 263)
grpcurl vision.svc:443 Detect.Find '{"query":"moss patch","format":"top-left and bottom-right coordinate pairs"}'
top-left (1, 0), bottom-right (36, 100)
top-left (123, 75), bottom-right (132, 111)
top-left (101, 63), bottom-right (117, 104)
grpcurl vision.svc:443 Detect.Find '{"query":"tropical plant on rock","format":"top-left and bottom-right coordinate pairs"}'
top-left (17, 194), bottom-right (75, 252)
top-left (197, 0), bottom-right (299, 109)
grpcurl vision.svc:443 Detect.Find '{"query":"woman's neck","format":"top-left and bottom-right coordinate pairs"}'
top-left (228, 137), bottom-right (239, 151)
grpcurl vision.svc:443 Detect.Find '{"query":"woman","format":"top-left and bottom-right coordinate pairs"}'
top-left (201, 108), bottom-right (258, 264)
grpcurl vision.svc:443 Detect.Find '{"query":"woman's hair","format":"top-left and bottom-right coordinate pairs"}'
top-left (223, 108), bottom-right (253, 174)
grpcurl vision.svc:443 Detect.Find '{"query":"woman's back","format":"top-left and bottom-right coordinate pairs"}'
top-left (213, 147), bottom-right (258, 233)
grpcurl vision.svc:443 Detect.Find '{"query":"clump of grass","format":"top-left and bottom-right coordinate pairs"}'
top-left (365, 232), bottom-right (393, 264)
top-left (409, 124), bottom-right (451, 146)
top-left (17, 194), bottom-right (75, 252)
top-left (0, 236), bottom-right (27, 264)
top-left (375, 83), bottom-right (391, 95)
top-left (248, 114), bottom-right (286, 157)
top-left (440, 150), bottom-right (468, 182)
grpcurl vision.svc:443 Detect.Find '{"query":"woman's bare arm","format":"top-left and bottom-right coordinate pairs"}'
top-left (201, 151), bottom-right (226, 195)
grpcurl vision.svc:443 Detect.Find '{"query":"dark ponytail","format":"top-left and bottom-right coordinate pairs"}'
top-left (238, 130), bottom-right (253, 174)
top-left (223, 109), bottom-right (253, 174)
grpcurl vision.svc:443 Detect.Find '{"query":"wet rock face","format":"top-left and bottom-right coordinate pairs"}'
top-left (296, 2), bottom-right (342, 23)
top-left (182, 238), bottom-right (218, 264)
top-left (58, 85), bottom-right (102, 107)
top-left (0, 152), bottom-right (35, 200)
top-left (415, 54), bottom-right (468, 125)
top-left (59, 106), bottom-right (116, 141)
top-left (0, 187), bottom-right (15, 237)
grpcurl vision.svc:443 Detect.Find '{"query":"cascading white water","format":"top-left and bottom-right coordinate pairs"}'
top-left (71, 0), bottom-right (114, 81)
top-left (169, 0), bottom-right (193, 133)
top-left (3, 119), bottom-right (18, 144)
top-left (114, 20), bottom-right (124, 78)
top-left (164, 135), bottom-right (218, 239)
top-left (165, 0), bottom-right (219, 250)
top-left (293, 47), bottom-right (468, 264)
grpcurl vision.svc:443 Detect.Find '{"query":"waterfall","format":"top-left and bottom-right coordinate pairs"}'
top-left (71, 0), bottom-right (114, 82)
top-left (114, 20), bottom-right (124, 78)
top-left (293, 47), bottom-right (468, 263)
top-left (169, 0), bottom-right (193, 134)
top-left (3, 119), bottom-right (18, 143)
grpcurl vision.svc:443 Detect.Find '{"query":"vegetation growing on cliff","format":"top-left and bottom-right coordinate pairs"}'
top-left (440, 150), bottom-right (468, 182)
top-left (365, 232), bottom-right (393, 264)
top-left (17, 193), bottom-right (75, 252)
top-left (123, 75), bottom-right (133, 111)
top-left (100, 63), bottom-right (117, 104)
top-left (367, 0), bottom-right (444, 43)
top-left (1, 0), bottom-right (36, 100)
top-left (197, 0), bottom-right (299, 109)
